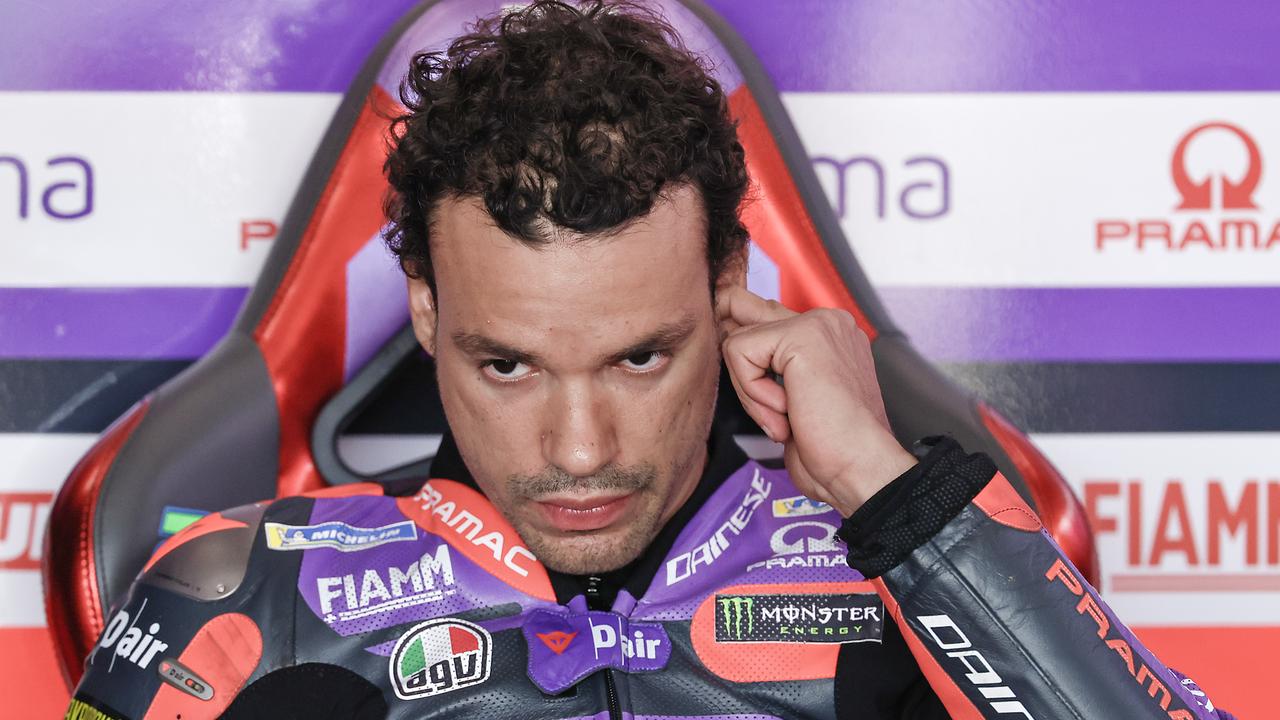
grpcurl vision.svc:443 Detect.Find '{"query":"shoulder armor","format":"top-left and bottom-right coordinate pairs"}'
top-left (140, 501), bottom-right (268, 601)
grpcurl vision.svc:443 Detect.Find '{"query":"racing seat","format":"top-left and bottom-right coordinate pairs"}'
top-left (43, 0), bottom-right (1097, 688)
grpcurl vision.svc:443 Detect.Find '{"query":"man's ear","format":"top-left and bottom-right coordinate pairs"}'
top-left (406, 275), bottom-right (438, 355)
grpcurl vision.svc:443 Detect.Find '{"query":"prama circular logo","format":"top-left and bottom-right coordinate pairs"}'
top-left (389, 617), bottom-right (492, 700)
top-left (1172, 121), bottom-right (1263, 211)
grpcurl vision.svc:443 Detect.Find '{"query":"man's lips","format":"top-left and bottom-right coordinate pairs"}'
top-left (535, 493), bottom-right (633, 532)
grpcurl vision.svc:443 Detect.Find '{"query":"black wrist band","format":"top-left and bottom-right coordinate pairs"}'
top-left (839, 435), bottom-right (997, 579)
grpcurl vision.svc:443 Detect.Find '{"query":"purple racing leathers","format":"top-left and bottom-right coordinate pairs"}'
top-left (65, 428), bottom-right (1231, 719)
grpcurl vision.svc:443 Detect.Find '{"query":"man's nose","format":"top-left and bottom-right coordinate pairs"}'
top-left (542, 380), bottom-right (618, 478)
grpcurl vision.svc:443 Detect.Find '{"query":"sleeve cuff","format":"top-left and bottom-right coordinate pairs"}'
top-left (838, 435), bottom-right (997, 578)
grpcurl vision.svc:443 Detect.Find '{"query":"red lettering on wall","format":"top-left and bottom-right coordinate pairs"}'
top-left (1181, 220), bottom-right (1213, 250)
top-left (1083, 478), bottom-right (1280, 583)
top-left (1128, 481), bottom-right (1143, 566)
top-left (240, 219), bottom-right (278, 250)
top-left (1137, 220), bottom-right (1172, 250)
top-left (1084, 481), bottom-right (1120, 535)
top-left (0, 493), bottom-right (54, 570)
top-left (1095, 220), bottom-right (1131, 250)
top-left (1149, 482), bottom-right (1199, 566)
top-left (1207, 481), bottom-right (1258, 565)
top-left (1268, 481), bottom-right (1280, 564)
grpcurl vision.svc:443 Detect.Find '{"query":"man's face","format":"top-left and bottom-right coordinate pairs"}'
top-left (409, 185), bottom-right (732, 575)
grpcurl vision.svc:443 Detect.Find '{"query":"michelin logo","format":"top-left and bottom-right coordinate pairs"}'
top-left (265, 520), bottom-right (417, 552)
top-left (772, 495), bottom-right (833, 518)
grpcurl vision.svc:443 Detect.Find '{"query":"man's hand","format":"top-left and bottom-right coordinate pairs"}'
top-left (717, 285), bottom-right (917, 517)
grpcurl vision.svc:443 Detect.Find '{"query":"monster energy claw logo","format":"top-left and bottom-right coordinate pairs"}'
top-left (719, 595), bottom-right (755, 640)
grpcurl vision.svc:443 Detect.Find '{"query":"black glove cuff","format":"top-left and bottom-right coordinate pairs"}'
top-left (838, 435), bottom-right (997, 579)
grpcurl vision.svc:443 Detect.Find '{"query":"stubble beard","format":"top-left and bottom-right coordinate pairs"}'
top-left (506, 442), bottom-right (705, 575)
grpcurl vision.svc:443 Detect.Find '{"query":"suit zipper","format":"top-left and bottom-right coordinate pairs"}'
top-left (584, 575), bottom-right (623, 720)
top-left (603, 668), bottom-right (621, 720)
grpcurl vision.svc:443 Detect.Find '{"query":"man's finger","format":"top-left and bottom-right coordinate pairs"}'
top-left (715, 284), bottom-right (796, 327)
top-left (721, 326), bottom-right (792, 442)
top-left (731, 371), bottom-right (791, 443)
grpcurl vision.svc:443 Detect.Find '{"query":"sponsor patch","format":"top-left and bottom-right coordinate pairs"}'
top-left (390, 618), bottom-right (492, 700)
top-left (536, 630), bottom-right (576, 655)
top-left (522, 608), bottom-right (671, 695)
top-left (315, 544), bottom-right (457, 624)
top-left (91, 598), bottom-right (171, 673)
top-left (397, 480), bottom-right (553, 601)
top-left (157, 657), bottom-right (214, 700)
top-left (264, 519), bottom-right (417, 552)
top-left (665, 468), bottom-right (772, 586)
top-left (745, 520), bottom-right (847, 573)
top-left (771, 495), bottom-right (834, 518)
top-left (714, 592), bottom-right (883, 644)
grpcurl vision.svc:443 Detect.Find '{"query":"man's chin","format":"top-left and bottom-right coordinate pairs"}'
top-left (521, 524), bottom-right (652, 575)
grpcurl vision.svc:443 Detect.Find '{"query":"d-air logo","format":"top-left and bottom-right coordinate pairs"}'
top-left (716, 593), bottom-right (883, 644)
top-left (94, 599), bottom-right (169, 672)
top-left (390, 618), bottom-right (492, 700)
top-left (771, 494), bottom-right (834, 518)
top-left (316, 544), bottom-right (457, 622)
top-left (522, 609), bottom-right (671, 694)
top-left (536, 630), bottom-right (577, 655)
top-left (264, 520), bottom-right (417, 552)
top-left (589, 617), bottom-right (664, 661)
top-left (917, 614), bottom-right (1035, 718)
top-left (157, 657), bottom-right (215, 701)
top-left (665, 468), bottom-right (771, 585)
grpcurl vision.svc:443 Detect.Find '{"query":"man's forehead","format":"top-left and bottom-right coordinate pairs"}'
top-left (431, 190), bottom-right (710, 312)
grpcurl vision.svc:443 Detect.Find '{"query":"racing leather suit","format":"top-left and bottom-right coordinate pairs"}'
top-left (66, 424), bottom-right (1232, 719)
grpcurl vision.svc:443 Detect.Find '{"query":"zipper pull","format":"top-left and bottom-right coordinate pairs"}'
top-left (585, 575), bottom-right (605, 609)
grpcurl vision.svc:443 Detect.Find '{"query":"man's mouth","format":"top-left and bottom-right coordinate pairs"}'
top-left (535, 493), bottom-right (634, 532)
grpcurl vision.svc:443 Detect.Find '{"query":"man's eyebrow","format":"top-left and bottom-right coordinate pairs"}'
top-left (449, 332), bottom-right (543, 366)
top-left (600, 315), bottom-right (699, 365)
top-left (449, 314), bottom-right (698, 367)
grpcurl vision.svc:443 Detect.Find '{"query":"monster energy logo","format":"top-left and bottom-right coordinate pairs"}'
top-left (718, 595), bottom-right (755, 640)
top-left (713, 592), bottom-right (884, 644)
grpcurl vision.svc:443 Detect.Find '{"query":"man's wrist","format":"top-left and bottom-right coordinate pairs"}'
top-left (827, 430), bottom-right (919, 517)
top-left (838, 436), bottom-right (998, 579)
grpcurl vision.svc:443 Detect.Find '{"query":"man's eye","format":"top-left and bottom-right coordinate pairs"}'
top-left (482, 359), bottom-right (533, 382)
top-left (619, 351), bottom-right (666, 372)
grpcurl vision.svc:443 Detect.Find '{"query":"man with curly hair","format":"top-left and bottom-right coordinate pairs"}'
top-left (68, 2), bottom-right (1231, 718)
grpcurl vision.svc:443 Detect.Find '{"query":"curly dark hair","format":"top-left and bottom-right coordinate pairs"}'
top-left (383, 0), bottom-right (749, 296)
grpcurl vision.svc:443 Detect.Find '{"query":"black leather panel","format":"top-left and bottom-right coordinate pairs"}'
top-left (94, 333), bottom-right (280, 611)
top-left (883, 504), bottom-right (1209, 719)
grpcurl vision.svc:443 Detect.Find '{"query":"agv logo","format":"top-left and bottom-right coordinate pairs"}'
top-left (389, 618), bottom-right (491, 700)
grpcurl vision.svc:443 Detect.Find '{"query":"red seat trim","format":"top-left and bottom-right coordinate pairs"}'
top-left (43, 399), bottom-right (151, 689)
